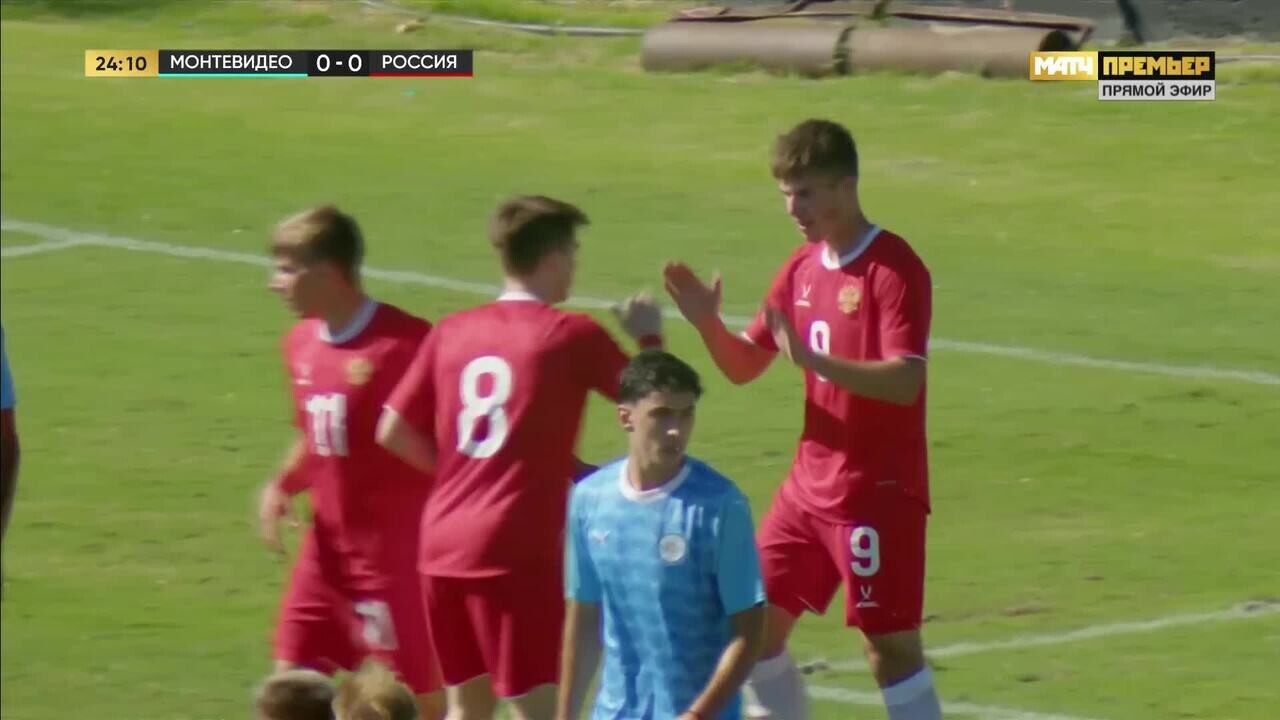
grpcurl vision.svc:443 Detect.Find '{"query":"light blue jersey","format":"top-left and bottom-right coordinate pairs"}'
top-left (566, 456), bottom-right (766, 720)
top-left (0, 324), bottom-right (14, 411)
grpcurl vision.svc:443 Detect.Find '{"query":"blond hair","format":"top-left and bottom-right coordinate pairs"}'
top-left (254, 669), bottom-right (335, 720)
top-left (334, 662), bottom-right (418, 720)
top-left (271, 205), bottom-right (364, 278)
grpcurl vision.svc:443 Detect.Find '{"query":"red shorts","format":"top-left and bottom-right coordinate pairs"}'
top-left (420, 571), bottom-right (564, 698)
top-left (274, 534), bottom-right (443, 694)
top-left (757, 483), bottom-right (927, 635)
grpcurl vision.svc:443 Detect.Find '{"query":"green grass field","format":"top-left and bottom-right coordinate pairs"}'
top-left (2, 2), bottom-right (1278, 719)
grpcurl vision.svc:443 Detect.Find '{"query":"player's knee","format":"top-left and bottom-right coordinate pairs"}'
top-left (254, 668), bottom-right (335, 720)
top-left (445, 677), bottom-right (498, 720)
top-left (507, 683), bottom-right (557, 720)
top-left (761, 604), bottom-right (799, 658)
top-left (863, 630), bottom-right (925, 686)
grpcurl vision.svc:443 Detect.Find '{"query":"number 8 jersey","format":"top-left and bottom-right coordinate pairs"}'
top-left (385, 291), bottom-right (630, 578)
top-left (283, 299), bottom-right (434, 590)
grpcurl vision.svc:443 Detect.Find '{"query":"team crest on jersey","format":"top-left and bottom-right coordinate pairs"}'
top-left (345, 357), bottom-right (374, 386)
top-left (658, 533), bottom-right (688, 564)
top-left (838, 283), bottom-right (862, 315)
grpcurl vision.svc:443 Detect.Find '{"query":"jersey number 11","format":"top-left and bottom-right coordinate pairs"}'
top-left (305, 392), bottom-right (349, 457)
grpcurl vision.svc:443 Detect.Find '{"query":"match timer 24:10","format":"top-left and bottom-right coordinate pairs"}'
top-left (85, 49), bottom-right (160, 77)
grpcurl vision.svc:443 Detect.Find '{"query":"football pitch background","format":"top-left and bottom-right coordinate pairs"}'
top-left (1, 2), bottom-right (1278, 719)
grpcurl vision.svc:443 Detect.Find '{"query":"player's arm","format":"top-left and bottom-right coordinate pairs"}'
top-left (2, 328), bottom-right (21, 567)
top-left (610, 291), bottom-right (665, 351)
top-left (700, 314), bottom-right (776, 386)
top-left (765, 259), bottom-right (931, 406)
top-left (258, 434), bottom-right (309, 555)
top-left (375, 409), bottom-right (437, 475)
top-left (377, 331), bottom-right (439, 475)
top-left (664, 262), bottom-right (774, 385)
top-left (683, 605), bottom-right (767, 720)
top-left (556, 487), bottom-right (605, 720)
top-left (556, 599), bottom-right (603, 720)
top-left (684, 494), bottom-right (768, 720)
top-left (779, 317), bottom-right (926, 405)
top-left (0, 409), bottom-right (18, 552)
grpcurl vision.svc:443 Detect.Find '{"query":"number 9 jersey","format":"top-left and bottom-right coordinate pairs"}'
top-left (384, 291), bottom-right (630, 578)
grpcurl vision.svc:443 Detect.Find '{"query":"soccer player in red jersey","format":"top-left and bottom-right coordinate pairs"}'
top-left (377, 195), bottom-right (662, 720)
top-left (664, 119), bottom-right (942, 720)
top-left (258, 205), bottom-right (444, 720)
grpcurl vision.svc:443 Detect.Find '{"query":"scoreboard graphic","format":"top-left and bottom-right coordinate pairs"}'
top-left (85, 50), bottom-right (474, 78)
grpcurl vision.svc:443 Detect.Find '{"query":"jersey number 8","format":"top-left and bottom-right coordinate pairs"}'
top-left (457, 355), bottom-right (514, 458)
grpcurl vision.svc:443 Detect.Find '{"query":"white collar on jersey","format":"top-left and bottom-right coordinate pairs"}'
top-left (318, 297), bottom-right (378, 344)
top-left (498, 289), bottom-right (544, 303)
top-left (820, 223), bottom-right (881, 270)
top-left (617, 458), bottom-right (691, 504)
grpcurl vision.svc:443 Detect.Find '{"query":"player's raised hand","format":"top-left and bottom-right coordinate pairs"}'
top-left (663, 262), bottom-right (722, 330)
top-left (612, 291), bottom-right (663, 340)
top-left (257, 480), bottom-right (299, 557)
top-left (764, 305), bottom-right (807, 367)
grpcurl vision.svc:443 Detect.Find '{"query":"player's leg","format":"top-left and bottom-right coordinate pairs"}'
top-left (421, 574), bottom-right (498, 720)
top-left (743, 489), bottom-right (841, 720)
top-left (445, 675), bottom-right (499, 720)
top-left (353, 585), bottom-right (446, 720)
top-left (273, 534), bottom-right (361, 676)
top-left (840, 497), bottom-right (940, 720)
top-left (476, 571), bottom-right (563, 720)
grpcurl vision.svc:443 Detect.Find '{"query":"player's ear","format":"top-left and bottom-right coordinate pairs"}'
top-left (617, 404), bottom-right (634, 432)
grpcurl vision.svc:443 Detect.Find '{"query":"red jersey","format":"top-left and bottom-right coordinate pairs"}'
top-left (744, 226), bottom-right (932, 519)
top-left (283, 300), bottom-right (433, 591)
top-left (385, 292), bottom-right (630, 578)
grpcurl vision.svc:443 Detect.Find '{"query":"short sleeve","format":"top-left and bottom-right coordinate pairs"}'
top-left (572, 317), bottom-right (629, 402)
top-left (384, 329), bottom-right (439, 433)
top-left (715, 493), bottom-right (766, 615)
top-left (1, 325), bottom-right (15, 411)
top-left (742, 258), bottom-right (795, 352)
top-left (875, 259), bottom-right (932, 360)
top-left (564, 486), bottom-right (602, 602)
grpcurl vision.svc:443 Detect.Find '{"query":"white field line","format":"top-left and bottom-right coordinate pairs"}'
top-left (808, 685), bottom-right (1106, 720)
top-left (3, 217), bottom-right (1278, 387)
top-left (808, 599), bottom-right (1280, 674)
top-left (0, 238), bottom-right (88, 257)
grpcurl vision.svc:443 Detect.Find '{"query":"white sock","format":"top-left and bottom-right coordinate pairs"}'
top-left (742, 651), bottom-right (810, 720)
top-left (882, 667), bottom-right (942, 720)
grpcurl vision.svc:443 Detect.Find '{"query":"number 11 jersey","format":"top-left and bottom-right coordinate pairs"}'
top-left (385, 291), bottom-right (630, 578)
top-left (283, 299), bottom-right (434, 591)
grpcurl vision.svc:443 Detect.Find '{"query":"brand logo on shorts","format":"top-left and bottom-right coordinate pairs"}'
top-left (658, 533), bottom-right (687, 564)
top-left (856, 585), bottom-right (880, 609)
